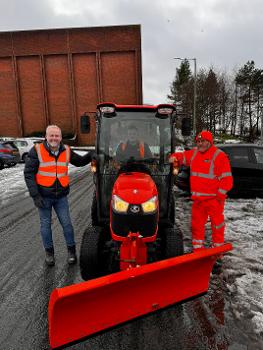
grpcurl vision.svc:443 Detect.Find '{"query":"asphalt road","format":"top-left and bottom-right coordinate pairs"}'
top-left (0, 165), bottom-right (261, 350)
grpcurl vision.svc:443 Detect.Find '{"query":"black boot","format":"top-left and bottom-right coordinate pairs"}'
top-left (45, 247), bottom-right (55, 266)
top-left (67, 245), bottom-right (77, 265)
top-left (212, 258), bottom-right (222, 274)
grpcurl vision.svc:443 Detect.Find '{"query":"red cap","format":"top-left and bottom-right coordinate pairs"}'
top-left (196, 130), bottom-right (213, 143)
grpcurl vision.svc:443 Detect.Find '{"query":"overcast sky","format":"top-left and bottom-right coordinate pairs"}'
top-left (1, 0), bottom-right (263, 104)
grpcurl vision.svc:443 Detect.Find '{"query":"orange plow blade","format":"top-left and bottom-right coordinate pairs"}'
top-left (49, 243), bottom-right (232, 348)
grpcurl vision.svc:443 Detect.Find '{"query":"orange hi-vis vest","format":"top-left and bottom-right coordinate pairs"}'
top-left (35, 143), bottom-right (71, 187)
top-left (121, 142), bottom-right (145, 158)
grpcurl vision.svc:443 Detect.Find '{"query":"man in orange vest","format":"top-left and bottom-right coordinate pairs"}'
top-left (24, 125), bottom-right (94, 266)
top-left (116, 125), bottom-right (152, 161)
top-left (170, 131), bottom-right (233, 263)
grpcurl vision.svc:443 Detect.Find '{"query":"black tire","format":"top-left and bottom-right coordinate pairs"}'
top-left (91, 191), bottom-right (99, 226)
top-left (169, 194), bottom-right (175, 225)
top-left (0, 160), bottom-right (4, 170)
top-left (80, 226), bottom-right (105, 280)
top-left (162, 227), bottom-right (184, 258)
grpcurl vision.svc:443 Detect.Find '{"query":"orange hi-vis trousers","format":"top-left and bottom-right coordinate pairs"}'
top-left (191, 198), bottom-right (225, 251)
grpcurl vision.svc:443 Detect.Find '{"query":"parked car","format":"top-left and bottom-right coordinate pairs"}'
top-left (2, 141), bottom-right (21, 163)
top-left (175, 144), bottom-right (263, 198)
top-left (0, 142), bottom-right (19, 169)
top-left (12, 138), bottom-right (43, 162)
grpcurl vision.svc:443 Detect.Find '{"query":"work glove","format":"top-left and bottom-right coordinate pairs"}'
top-left (216, 191), bottom-right (226, 202)
top-left (33, 195), bottom-right (45, 208)
top-left (169, 154), bottom-right (178, 163)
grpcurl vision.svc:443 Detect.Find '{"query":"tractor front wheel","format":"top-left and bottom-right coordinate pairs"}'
top-left (80, 226), bottom-right (105, 280)
top-left (162, 227), bottom-right (184, 258)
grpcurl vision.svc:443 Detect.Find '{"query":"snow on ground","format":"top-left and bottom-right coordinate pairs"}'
top-left (224, 198), bottom-right (263, 335)
top-left (1, 163), bottom-right (263, 337)
top-left (175, 192), bottom-right (263, 337)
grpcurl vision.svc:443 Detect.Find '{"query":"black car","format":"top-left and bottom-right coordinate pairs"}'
top-left (0, 142), bottom-right (16, 169)
top-left (175, 144), bottom-right (263, 198)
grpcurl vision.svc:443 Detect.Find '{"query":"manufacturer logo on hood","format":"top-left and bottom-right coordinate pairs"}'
top-left (130, 205), bottom-right (140, 213)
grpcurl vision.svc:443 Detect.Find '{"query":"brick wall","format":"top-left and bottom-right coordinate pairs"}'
top-left (0, 25), bottom-right (142, 144)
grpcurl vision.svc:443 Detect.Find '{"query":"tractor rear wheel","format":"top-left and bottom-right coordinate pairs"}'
top-left (162, 227), bottom-right (184, 258)
top-left (80, 226), bottom-right (106, 280)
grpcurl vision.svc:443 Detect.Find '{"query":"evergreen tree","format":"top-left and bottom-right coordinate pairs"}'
top-left (235, 61), bottom-right (263, 141)
top-left (168, 59), bottom-right (193, 116)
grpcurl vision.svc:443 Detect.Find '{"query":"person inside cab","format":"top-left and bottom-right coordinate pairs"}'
top-left (115, 125), bottom-right (152, 161)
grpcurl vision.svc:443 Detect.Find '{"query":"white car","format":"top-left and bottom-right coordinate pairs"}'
top-left (13, 138), bottom-right (44, 161)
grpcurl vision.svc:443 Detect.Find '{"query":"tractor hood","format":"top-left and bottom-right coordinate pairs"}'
top-left (112, 172), bottom-right (157, 204)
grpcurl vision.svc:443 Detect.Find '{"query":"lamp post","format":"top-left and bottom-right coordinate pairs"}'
top-left (173, 57), bottom-right (197, 136)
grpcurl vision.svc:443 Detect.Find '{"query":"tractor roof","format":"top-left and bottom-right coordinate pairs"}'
top-left (97, 102), bottom-right (175, 113)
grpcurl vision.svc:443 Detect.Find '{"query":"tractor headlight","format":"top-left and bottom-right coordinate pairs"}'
top-left (141, 196), bottom-right (158, 213)
top-left (112, 195), bottom-right (129, 213)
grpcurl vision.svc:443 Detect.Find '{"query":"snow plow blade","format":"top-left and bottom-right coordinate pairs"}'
top-left (49, 243), bottom-right (232, 348)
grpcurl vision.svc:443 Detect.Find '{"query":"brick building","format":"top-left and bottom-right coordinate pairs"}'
top-left (0, 25), bottom-right (142, 145)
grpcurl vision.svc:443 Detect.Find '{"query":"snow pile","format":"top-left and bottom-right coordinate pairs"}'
top-left (174, 193), bottom-right (263, 337)
top-left (224, 199), bottom-right (263, 335)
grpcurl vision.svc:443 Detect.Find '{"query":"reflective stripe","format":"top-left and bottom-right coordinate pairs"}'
top-left (193, 244), bottom-right (204, 249)
top-left (191, 172), bottom-right (212, 178)
top-left (65, 145), bottom-right (70, 163)
top-left (57, 173), bottom-right (68, 178)
top-left (210, 149), bottom-right (221, 177)
top-left (212, 242), bottom-right (224, 247)
top-left (35, 143), bottom-right (43, 162)
top-left (190, 149), bottom-right (198, 164)
top-left (38, 171), bottom-right (67, 177)
top-left (56, 162), bottom-right (68, 166)
top-left (192, 239), bottom-right (204, 244)
top-left (213, 222), bottom-right (225, 230)
top-left (218, 188), bottom-right (227, 194)
top-left (39, 161), bottom-right (56, 167)
top-left (191, 192), bottom-right (217, 197)
top-left (218, 172), bottom-right (232, 180)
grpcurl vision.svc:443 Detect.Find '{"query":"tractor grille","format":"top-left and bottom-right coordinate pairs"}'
top-left (112, 208), bottom-right (158, 238)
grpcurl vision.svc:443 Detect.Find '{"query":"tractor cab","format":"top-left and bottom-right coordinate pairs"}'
top-left (93, 103), bottom-right (178, 227)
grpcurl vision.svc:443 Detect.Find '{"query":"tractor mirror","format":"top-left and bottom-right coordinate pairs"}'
top-left (80, 114), bottom-right (90, 133)
top-left (181, 118), bottom-right (191, 136)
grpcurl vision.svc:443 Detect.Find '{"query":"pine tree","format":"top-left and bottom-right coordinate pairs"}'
top-left (168, 59), bottom-right (193, 116)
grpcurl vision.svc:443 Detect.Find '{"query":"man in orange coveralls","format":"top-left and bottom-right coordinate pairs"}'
top-left (170, 131), bottom-right (233, 258)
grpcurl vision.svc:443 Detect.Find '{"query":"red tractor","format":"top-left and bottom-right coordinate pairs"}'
top-left (48, 103), bottom-right (232, 349)
top-left (79, 103), bottom-right (185, 279)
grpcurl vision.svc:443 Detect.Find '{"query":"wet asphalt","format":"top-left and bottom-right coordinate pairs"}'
top-left (0, 166), bottom-right (262, 350)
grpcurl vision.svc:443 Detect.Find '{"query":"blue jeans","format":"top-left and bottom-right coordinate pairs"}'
top-left (38, 196), bottom-right (75, 249)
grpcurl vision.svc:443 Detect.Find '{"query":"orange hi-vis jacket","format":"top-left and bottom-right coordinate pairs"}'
top-left (121, 142), bottom-right (145, 158)
top-left (172, 145), bottom-right (233, 200)
top-left (35, 143), bottom-right (71, 187)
